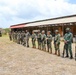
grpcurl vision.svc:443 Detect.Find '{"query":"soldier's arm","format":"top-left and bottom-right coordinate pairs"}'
top-left (64, 34), bottom-right (66, 42)
top-left (28, 32), bottom-right (31, 37)
top-left (67, 33), bottom-right (73, 43)
top-left (47, 35), bottom-right (52, 41)
top-left (45, 35), bottom-right (46, 40)
top-left (56, 35), bottom-right (60, 44)
top-left (50, 35), bottom-right (52, 42)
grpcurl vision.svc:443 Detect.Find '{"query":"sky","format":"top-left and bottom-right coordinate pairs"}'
top-left (0, 0), bottom-right (76, 28)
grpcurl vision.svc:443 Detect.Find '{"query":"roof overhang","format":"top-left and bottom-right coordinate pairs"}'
top-left (10, 14), bottom-right (76, 28)
top-left (10, 24), bottom-right (26, 29)
top-left (25, 16), bottom-right (76, 27)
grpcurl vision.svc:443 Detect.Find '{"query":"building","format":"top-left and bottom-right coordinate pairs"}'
top-left (10, 14), bottom-right (76, 36)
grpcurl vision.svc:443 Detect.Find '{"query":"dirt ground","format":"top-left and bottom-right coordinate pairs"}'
top-left (0, 36), bottom-right (76, 75)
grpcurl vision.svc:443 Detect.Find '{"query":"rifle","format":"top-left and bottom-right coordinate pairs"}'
top-left (75, 35), bottom-right (76, 61)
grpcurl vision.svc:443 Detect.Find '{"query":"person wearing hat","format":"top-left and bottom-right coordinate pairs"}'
top-left (64, 28), bottom-right (73, 59)
top-left (25, 30), bottom-right (30, 47)
top-left (12, 31), bottom-right (16, 42)
top-left (41, 30), bottom-right (46, 51)
top-left (37, 30), bottom-right (42, 50)
top-left (17, 31), bottom-right (21, 44)
top-left (54, 30), bottom-right (60, 56)
top-left (31, 31), bottom-right (36, 48)
top-left (21, 31), bottom-right (25, 45)
top-left (0, 31), bottom-right (2, 37)
top-left (14, 31), bottom-right (17, 43)
top-left (46, 31), bottom-right (52, 53)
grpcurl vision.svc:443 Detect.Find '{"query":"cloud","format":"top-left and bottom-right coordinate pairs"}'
top-left (0, 0), bottom-right (76, 28)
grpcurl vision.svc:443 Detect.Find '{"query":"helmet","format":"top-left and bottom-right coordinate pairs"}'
top-left (42, 30), bottom-right (45, 33)
top-left (66, 28), bottom-right (70, 31)
top-left (48, 31), bottom-right (51, 33)
top-left (55, 30), bottom-right (59, 33)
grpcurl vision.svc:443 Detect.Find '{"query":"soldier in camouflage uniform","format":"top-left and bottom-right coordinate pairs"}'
top-left (37, 30), bottom-right (41, 50)
top-left (41, 30), bottom-right (46, 51)
top-left (54, 30), bottom-right (60, 56)
top-left (15, 31), bottom-right (18, 43)
top-left (0, 31), bottom-right (2, 37)
top-left (21, 31), bottom-right (25, 45)
top-left (46, 31), bottom-right (52, 53)
top-left (25, 30), bottom-right (30, 47)
top-left (12, 31), bottom-right (15, 42)
top-left (31, 31), bottom-right (36, 48)
top-left (23, 32), bottom-right (26, 46)
top-left (9, 31), bottom-right (12, 41)
top-left (17, 31), bottom-right (21, 44)
top-left (64, 28), bottom-right (73, 59)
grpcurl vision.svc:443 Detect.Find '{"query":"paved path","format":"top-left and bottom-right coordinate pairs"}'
top-left (0, 36), bottom-right (76, 75)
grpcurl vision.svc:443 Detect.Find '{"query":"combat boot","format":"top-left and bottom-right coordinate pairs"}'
top-left (65, 54), bottom-right (69, 58)
top-left (27, 45), bottom-right (29, 47)
top-left (70, 55), bottom-right (73, 59)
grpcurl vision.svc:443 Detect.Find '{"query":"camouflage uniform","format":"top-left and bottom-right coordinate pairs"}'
top-left (41, 31), bottom-right (46, 51)
top-left (54, 30), bottom-right (60, 56)
top-left (23, 33), bottom-right (26, 46)
top-left (25, 31), bottom-right (30, 47)
top-left (0, 31), bottom-right (2, 37)
top-left (15, 31), bottom-right (18, 43)
top-left (64, 28), bottom-right (73, 59)
top-left (31, 32), bottom-right (36, 48)
top-left (21, 31), bottom-right (25, 45)
top-left (17, 31), bottom-right (21, 44)
top-left (46, 32), bottom-right (52, 53)
top-left (37, 32), bottom-right (42, 49)
top-left (12, 32), bottom-right (16, 42)
top-left (9, 31), bottom-right (12, 41)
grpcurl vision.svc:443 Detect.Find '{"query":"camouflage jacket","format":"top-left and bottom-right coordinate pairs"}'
top-left (31, 33), bottom-right (36, 41)
top-left (47, 34), bottom-right (52, 44)
top-left (54, 34), bottom-right (60, 44)
top-left (64, 32), bottom-right (73, 43)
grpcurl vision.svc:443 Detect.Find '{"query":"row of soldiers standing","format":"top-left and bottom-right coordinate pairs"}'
top-left (9, 27), bottom-right (73, 59)
top-left (11, 30), bottom-right (30, 47)
top-left (32, 30), bottom-right (61, 56)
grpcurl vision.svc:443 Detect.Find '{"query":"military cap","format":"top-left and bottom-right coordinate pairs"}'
top-left (48, 31), bottom-right (51, 33)
top-left (42, 30), bottom-right (45, 33)
top-left (66, 28), bottom-right (70, 31)
top-left (55, 30), bottom-right (59, 33)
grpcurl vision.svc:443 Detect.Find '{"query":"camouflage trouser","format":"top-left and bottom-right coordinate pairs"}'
top-left (9, 36), bottom-right (12, 41)
top-left (41, 41), bottom-right (46, 50)
top-left (21, 37), bottom-right (24, 44)
top-left (54, 43), bottom-right (60, 51)
top-left (38, 39), bottom-right (41, 49)
top-left (65, 43), bottom-right (73, 57)
top-left (15, 36), bottom-right (17, 43)
top-left (13, 37), bottom-right (15, 42)
top-left (23, 38), bottom-right (26, 46)
top-left (17, 37), bottom-right (20, 44)
top-left (26, 39), bottom-right (29, 47)
top-left (32, 40), bottom-right (36, 48)
top-left (47, 43), bottom-right (52, 51)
